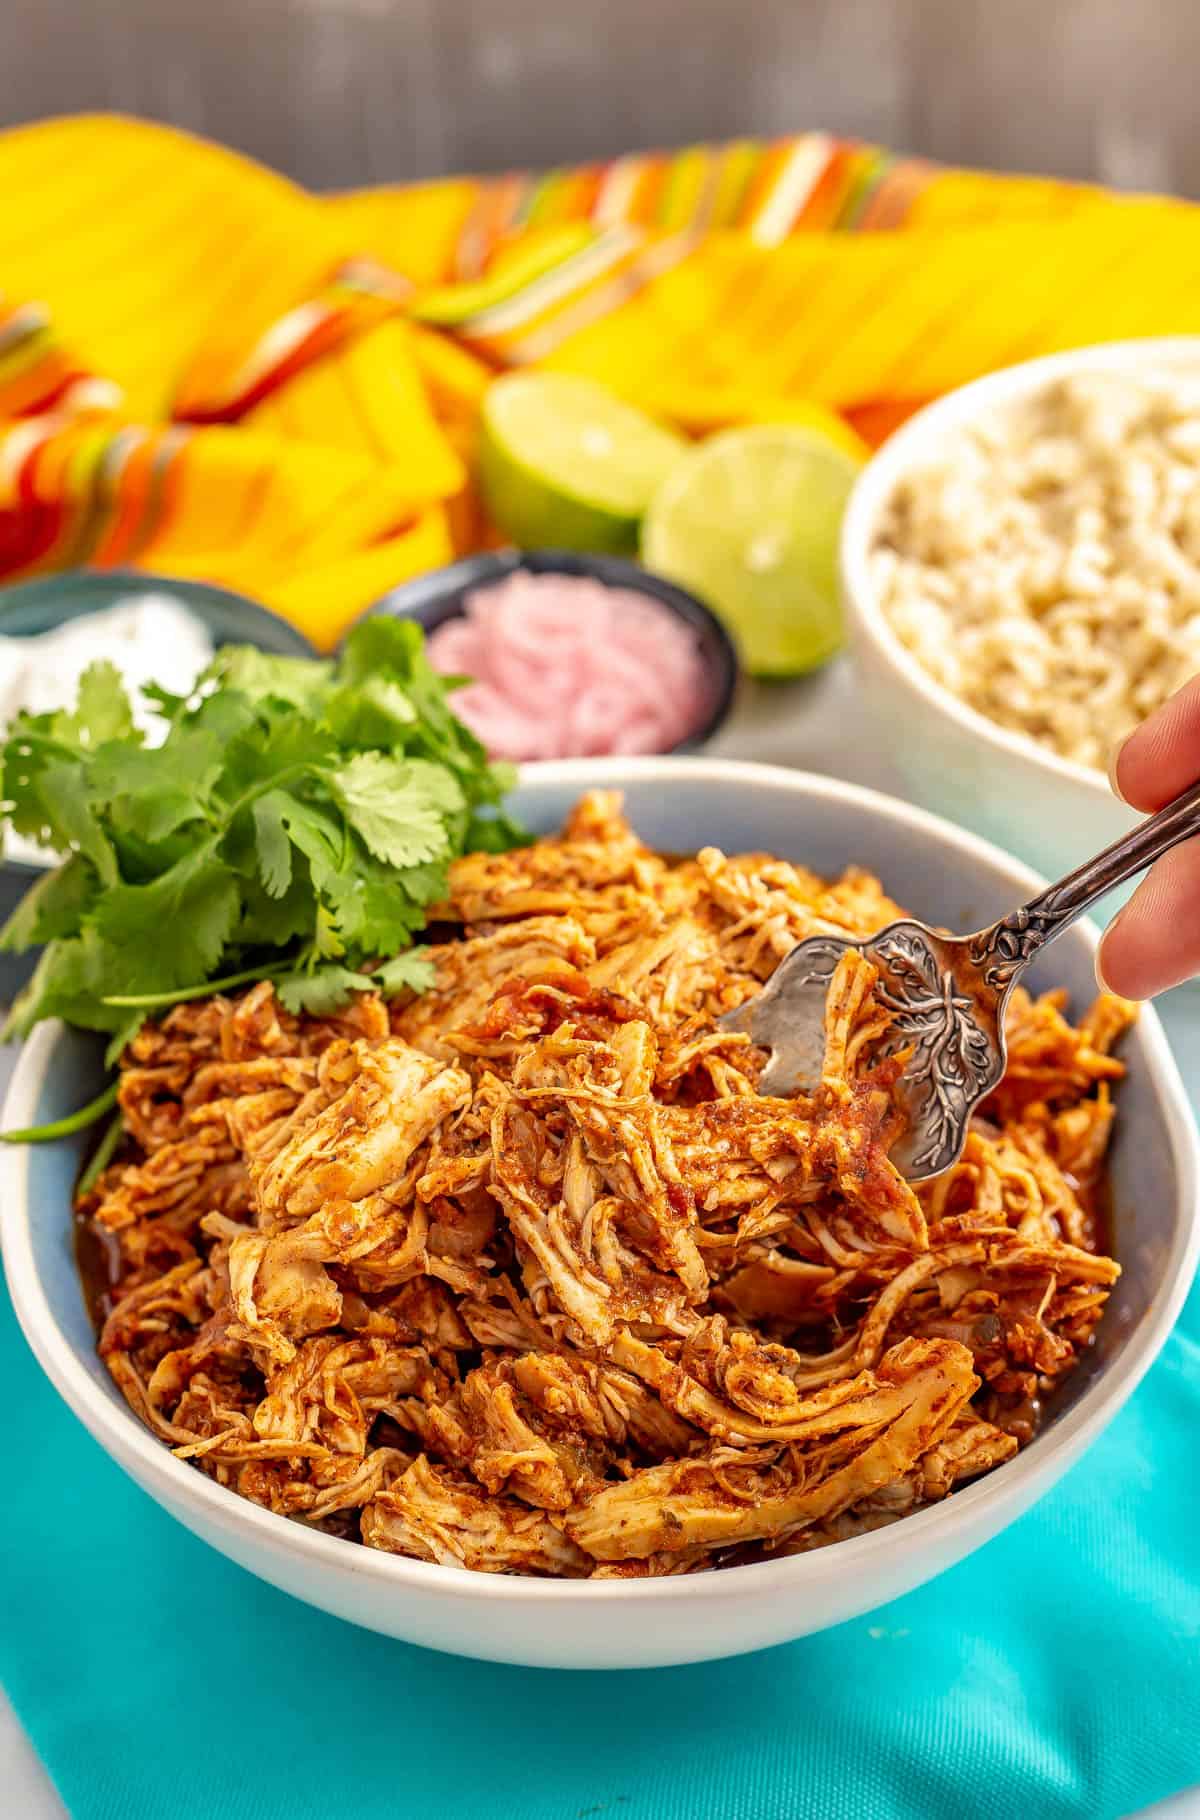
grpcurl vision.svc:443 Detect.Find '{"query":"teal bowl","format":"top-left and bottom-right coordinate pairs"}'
top-left (0, 570), bottom-right (314, 1001)
top-left (0, 569), bottom-right (312, 652)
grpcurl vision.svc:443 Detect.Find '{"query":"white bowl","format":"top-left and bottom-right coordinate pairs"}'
top-left (2, 757), bottom-right (1197, 1669)
top-left (840, 337), bottom-right (1200, 885)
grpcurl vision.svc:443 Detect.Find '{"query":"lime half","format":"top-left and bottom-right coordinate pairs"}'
top-left (641, 424), bottom-right (862, 676)
top-left (480, 373), bottom-right (687, 553)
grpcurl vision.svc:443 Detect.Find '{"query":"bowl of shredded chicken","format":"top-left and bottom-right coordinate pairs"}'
top-left (78, 790), bottom-right (1137, 1579)
top-left (6, 759), bottom-right (1196, 1665)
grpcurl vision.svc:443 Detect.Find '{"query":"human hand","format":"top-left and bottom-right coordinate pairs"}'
top-left (1098, 675), bottom-right (1200, 998)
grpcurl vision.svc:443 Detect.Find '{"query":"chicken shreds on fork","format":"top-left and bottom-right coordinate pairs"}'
top-left (85, 793), bottom-right (1128, 1575)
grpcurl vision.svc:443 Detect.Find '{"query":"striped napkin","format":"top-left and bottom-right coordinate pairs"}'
top-left (6, 115), bottom-right (1200, 645)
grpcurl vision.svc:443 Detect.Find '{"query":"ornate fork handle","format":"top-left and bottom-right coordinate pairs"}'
top-left (969, 773), bottom-right (1200, 991)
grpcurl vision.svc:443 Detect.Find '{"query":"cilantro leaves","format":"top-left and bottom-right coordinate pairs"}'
top-left (0, 616), bottom-right (519, 1046)
top-left (330, 752), bottom-right (459, 869)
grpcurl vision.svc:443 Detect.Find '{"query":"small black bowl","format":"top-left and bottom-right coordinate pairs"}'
top-left (345, 549), bottom-right (740, 755)
top-left (0, 570), bottom-right (315, 1002)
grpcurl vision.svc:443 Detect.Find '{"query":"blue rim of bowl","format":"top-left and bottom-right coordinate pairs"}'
top-left (0, 569), bottom-right (313, 658)
top-left (0, 570), bottom-right (315, 879)
top-left (343, 549), bottom-right (741, 754)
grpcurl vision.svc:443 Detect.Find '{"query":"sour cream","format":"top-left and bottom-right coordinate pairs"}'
top-left (0, 594), bottom-right (214, 867)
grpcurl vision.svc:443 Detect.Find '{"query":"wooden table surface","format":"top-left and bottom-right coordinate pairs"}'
top-left (5, 0), bottom-right (1200, 199)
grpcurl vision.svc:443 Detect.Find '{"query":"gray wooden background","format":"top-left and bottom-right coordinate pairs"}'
top-left (6, 0), bottom-right (1200, 197)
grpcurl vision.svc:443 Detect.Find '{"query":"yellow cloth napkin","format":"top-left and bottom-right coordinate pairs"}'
top-left (6, 113), bottom-right (1200, 647)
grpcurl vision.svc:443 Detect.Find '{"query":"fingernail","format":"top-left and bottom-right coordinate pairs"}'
top-left (1107, 736), bottom-right (1130, 804)
top-left (1094, 919), bottom-right (1122, 994)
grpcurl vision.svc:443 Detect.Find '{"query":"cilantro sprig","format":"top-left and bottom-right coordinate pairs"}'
top-left (0, 617), bottom-right (522, 1077)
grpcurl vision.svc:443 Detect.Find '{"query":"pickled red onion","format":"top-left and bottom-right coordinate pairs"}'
top-left (426, 570), bottom-right (713, 760)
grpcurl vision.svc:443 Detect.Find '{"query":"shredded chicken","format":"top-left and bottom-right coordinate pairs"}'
top-left (81, 794), bottom-right (1130, 1575)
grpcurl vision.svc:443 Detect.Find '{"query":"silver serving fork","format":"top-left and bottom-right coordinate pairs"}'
top-left (720, 778), bottom-right (1200, 1181)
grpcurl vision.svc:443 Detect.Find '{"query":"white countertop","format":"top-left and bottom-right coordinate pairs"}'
top-left (2, 662), bottom-right (1196, 1819)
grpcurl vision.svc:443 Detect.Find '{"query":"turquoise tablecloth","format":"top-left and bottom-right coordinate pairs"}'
top-left (2, 1007), bottom-right (1198, 1820)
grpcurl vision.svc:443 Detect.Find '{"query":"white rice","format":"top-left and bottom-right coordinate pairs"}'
top-left (871, 369), bottom-right (1200, 770)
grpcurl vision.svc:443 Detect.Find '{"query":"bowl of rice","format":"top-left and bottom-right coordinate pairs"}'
top-left (840, 339), bottom-right (1200, 885)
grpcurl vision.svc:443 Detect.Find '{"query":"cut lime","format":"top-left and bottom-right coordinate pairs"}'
top-left (480, 373), bottom-right (687, 554)
top-left (641, 424), bottom-right (863, 676)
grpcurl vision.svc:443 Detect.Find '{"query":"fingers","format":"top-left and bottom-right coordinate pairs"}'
top-left (1096, 837), bottom-right (1200, 999)
top-left (1102, 678), bottom-right (1200, 994)
top-left (1110, 674), bottom-right (1200, 812)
